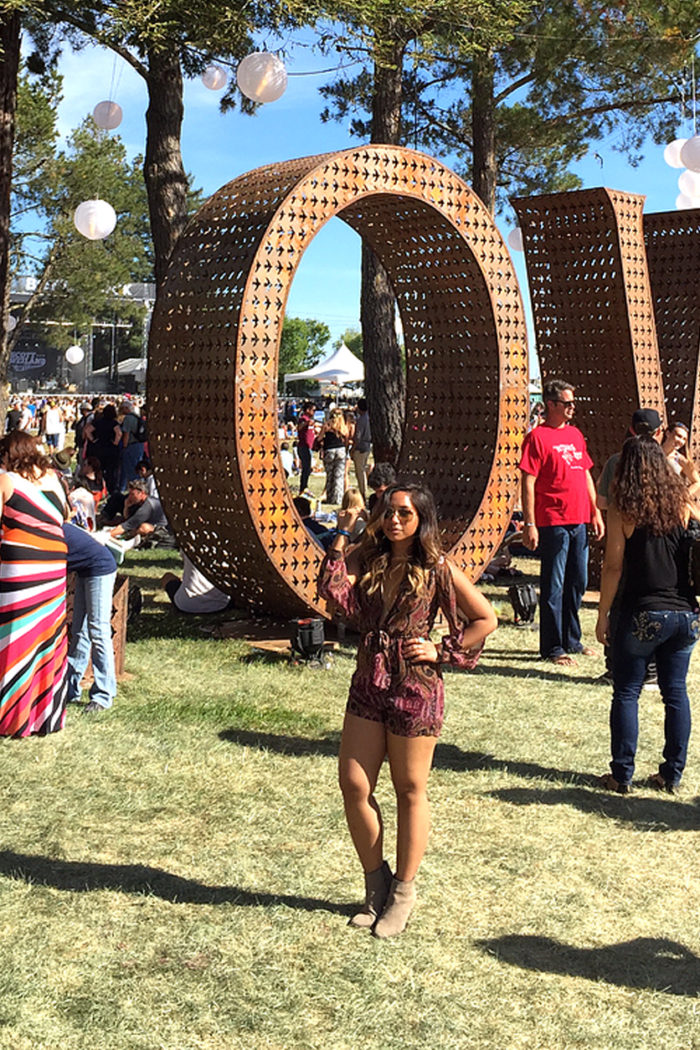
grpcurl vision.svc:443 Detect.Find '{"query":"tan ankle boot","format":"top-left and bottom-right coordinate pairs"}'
top-left (372, 877), bottom-right (416, 938)
top-left (348, 861), bottom-right (392, 929)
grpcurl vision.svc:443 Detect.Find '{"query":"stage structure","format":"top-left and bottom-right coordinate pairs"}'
top-left (148, 146), bottom-right (529, 617)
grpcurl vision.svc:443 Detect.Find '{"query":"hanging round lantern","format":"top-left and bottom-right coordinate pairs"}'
top-left (74, 199), bottom-right (117, 240)
top-left (680, 135), bottom-right (700, 173)
top-left (664, 138), bottom-right (687, 168)
top-left (92, 100), bottom-right (123, 130)
top-left (236, 52), bottom-right (288, 104)
top-left (65, 345), bottom-right (84, 365)
top-left (678, 169), bottom-right (700, 197)
top-left (507, 227), bottom-right (524, 252)
top-left (202, 64), bottom-right (227, 91)
top-left (675, 193), bottom-right (700, 210)
top-left (7, 314), bottom-right (17, 332)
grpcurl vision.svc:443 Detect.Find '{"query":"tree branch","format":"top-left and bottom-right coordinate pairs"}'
top-left (52, 10), bottom-right (149, 80)
top-left (543, 92), bottom-right (683, 129)
top-left (7, 238), bottom-right (63, 353)
top-left (494, 70), bottom-right (537, 105)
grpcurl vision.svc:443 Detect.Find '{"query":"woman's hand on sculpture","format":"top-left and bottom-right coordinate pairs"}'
top-left (403, 637), bottom-right (439, 664)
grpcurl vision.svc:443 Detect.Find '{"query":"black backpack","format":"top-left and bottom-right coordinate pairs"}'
top-left (508, 582), bottom-right (538, 626)
top-left (134, 414), bottom-right (148, 443)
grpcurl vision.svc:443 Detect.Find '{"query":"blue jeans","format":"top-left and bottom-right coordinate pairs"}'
top-left (119, 441), bottom-right (145, 491)
top-left (66, 571), bottom-right (117, 709)
top-left (610, 608), bottom-right (699, 786)
top-left (298, 444), bottom-right (312, 492)
top-left (538, 523), bottom-right (588, 659)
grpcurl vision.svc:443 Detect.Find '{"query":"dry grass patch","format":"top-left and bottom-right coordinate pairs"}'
top-left (0, 553), bottom-right (699, 1049)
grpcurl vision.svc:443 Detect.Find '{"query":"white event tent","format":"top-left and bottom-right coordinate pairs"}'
top-left (284, 342), bottom-right (364, 386)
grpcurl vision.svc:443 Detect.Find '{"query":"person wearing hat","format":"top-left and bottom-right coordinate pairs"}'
top-left (596, 408), bottom-right (664, 511)
top-left (52, 448), bottom-right (74, 484)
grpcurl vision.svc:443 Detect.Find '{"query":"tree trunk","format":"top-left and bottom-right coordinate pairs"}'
top-left (0, 11), bottom-right (20, 419)
top-left (361, 30), bottom-right (407, 465)
top-left (144, 49), bottom-right (188, 289)
top-left (471, 49), bottom-right (497, 214)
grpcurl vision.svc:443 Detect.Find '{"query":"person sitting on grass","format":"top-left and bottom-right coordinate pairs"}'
top-left (366, 462), bottom-right (397, 513)
top-left (161, 553), bottom-right (235, 614)
top-left (293, 495), bottom-right (334, 550)
top-left (109, 479), bottom-right (170, 540)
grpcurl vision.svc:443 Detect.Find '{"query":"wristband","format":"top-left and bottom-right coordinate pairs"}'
top-left (334, 528), bottom-right (351, 538)
top-left (524, 522), bottom-right (536, 527)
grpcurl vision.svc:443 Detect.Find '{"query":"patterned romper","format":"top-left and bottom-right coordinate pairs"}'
top-left (318, 551), bottom-right (481, 737)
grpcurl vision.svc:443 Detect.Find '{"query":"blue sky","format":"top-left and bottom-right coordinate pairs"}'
top-left (53, 36), bottom-right (693, 374)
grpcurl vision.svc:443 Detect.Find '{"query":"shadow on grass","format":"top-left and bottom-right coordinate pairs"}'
top-left (433, 744), bottom-right (585, 781)
top-left (477, 934), bottom-right (700, 996)
top-left (0, 850), bottom-right (349, 914)
top-left (488, 785), bottom-right (700, 831)
top-left (220, 727), bottom-right (340, 756)
top-left (219, 729), bottom-right (588, 784)
top-left (476, 662), bottom-right (603, 684)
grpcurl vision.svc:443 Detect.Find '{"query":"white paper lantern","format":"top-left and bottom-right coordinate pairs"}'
top-left (236, 52), bottom-right (287, 103)
top-left (74, 199), bottom-right (117, 240)
top-left (65, 345), bottom-right (84, 365)
top-left (507, 227), bottom-right (524, 251)
top-left (202, 64), bottom-right (227, 91)
top-left (664, 138), bottom-right (687, 168)
top-left (7, 314), bottom-right (17, 332)
top-left (680, 135), bottom-right (700, 173)
top-left (93, 100), bottom-right (123, 130)
top-left (675, 193), bottom-right (700, 210)
top-left (678, 169), bottom-right (700, 197)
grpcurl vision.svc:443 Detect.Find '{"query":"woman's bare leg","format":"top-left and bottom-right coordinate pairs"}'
top-left (338, 713), bottom-right (387, 871)
top-left (386, 732), bottom-right (438, 881)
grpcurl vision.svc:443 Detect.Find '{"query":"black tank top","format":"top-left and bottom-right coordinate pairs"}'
top-left (621, 524), bottom-right (695, 612)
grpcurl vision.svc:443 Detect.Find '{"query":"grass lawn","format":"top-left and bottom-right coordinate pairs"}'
top-left (1, 549), bottom-right (700, 1050)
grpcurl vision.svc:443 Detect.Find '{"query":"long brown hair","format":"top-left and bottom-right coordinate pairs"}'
top-left (356, 482), bottom-right (443, 600)
top-left (0, 430), bottom-right (52, 480)
top-left (611, 435), bottom-right (687, 534)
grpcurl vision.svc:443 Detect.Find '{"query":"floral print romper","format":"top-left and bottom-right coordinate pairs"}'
top-left (318, 551), bottom-right (481, 737)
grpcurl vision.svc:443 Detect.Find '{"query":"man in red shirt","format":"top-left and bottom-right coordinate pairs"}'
top-left (520, 379), bottom-right (605, 665)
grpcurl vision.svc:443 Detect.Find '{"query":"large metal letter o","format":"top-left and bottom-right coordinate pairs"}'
top-left (148, 147), bottom-right (529, 617)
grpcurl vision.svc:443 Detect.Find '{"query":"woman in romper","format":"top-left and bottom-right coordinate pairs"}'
top-left (318, 482), bottom-right (497, 938)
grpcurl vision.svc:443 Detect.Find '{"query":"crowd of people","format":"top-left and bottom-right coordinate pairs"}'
top-left (2, 382), bottom-right (698, 941)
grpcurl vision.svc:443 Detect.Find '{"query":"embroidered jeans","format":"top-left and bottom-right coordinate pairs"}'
top-left (610, 608), bottom-right (699, 786)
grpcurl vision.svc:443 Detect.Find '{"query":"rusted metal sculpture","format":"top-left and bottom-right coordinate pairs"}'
top-left (513, 188), bottom-right (666, 481)
top-left (644, 208), bottom-right (700, 461)
top-left (148, 147), bottom-right (529, 617)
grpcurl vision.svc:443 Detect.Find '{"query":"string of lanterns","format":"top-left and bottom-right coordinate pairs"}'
top-left (72, 50), bottom-right (289, 246)
top-left (665, 134), bottom-right (700, 209)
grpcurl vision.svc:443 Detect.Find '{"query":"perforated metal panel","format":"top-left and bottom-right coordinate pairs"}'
top-left (644, 208), bottom-right (700, 460)
top-left (513, 188), bottom-right (665, 477)
top-left (148, 147), bottom-right (529, 616)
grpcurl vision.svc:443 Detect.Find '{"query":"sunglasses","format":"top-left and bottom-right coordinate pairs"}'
top-left (383, 506), bottom-right (415, 521)
top-left (552, 399), bottom-right (575, 407)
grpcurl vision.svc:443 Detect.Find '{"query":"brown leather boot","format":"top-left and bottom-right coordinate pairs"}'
top-left (372, 877), bottom-right (417, 938)
top-left (348, 861), bottom-right (392, 929)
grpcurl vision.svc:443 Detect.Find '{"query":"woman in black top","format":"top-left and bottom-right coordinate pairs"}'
top-left (596, 436), bottom-right (699, 793)
top-left (86, 404), bottom-right (122, 494)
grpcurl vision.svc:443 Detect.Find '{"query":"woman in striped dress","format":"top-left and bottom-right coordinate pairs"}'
top-left (0, 430), bottom-right (68, 737)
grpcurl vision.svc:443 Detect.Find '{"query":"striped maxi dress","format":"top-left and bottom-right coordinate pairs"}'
top-left (0, 473), bottom-right (68, 737)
